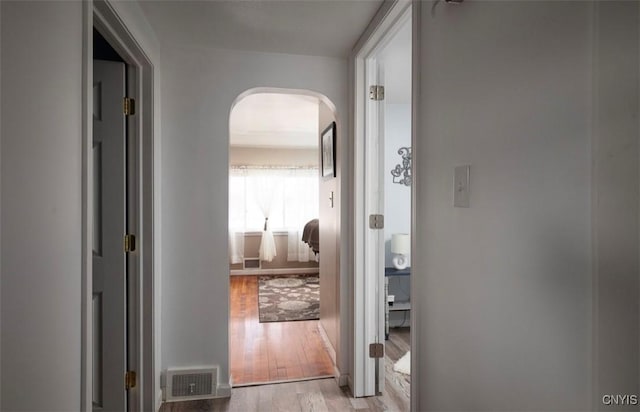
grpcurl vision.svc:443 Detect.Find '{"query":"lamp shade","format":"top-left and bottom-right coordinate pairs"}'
top-left (391, 233), bottom-right (410, 255)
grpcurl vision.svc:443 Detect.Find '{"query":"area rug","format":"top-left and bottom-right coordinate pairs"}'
top-left (258, 274), bottom-right (320, 322)
top-left (393, 351), bottom-right (411, 375)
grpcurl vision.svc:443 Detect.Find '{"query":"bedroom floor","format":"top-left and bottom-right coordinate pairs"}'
top-left (230, 275), bottom-right (334, 385)
top-left (384, 327), bottom-right (411, 411)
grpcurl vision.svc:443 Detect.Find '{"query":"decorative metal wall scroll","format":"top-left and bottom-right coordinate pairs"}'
top-left (391, 147), bottom-right (412, 186)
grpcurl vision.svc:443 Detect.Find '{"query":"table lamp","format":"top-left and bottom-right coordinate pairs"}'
top-left (391, 233), bottom-right (410, 270)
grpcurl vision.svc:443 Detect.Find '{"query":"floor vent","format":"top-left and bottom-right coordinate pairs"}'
top-left (243, 257), bottom-right (261, 270)
top-left (165, 367), bottom-right (217, 402)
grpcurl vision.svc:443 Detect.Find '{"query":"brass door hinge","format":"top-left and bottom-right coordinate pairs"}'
top-left (125, 370), bottom-right (137, 390)
top-left (124, 97), bottom-right (136, 116)
top-left (124, 234), bottom-right (136, 253)
top-left (369, 85), bottom-right (385, 101)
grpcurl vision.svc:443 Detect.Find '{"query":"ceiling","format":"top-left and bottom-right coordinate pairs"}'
top-left (138, 0), bottom-right (384, 58)
top-left (138, 0), bottom-right (387, 148)
top-left (230, 93), bottom-right (319, 148)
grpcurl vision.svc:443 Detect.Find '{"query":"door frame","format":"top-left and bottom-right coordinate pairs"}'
top-left (351, 0), bottom-right (414, 399)
top-left (81, 1), bottom-right (156, 411)
top-left (408, 4), bottom-right (420, 411)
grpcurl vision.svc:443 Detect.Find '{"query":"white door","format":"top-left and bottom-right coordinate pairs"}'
top-left (353, 0), bottom-right (412, 398)
top-left (93, 59), bottom-right (127, 412)
top-left (366, 58), bottom-right (387, 395)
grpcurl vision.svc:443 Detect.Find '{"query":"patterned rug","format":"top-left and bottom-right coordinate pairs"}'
top-left (258, 274), bottom-right (320, 322)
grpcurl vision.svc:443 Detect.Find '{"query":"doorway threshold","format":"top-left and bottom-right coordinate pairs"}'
top-left (232, 375), bottom-right (334, 388)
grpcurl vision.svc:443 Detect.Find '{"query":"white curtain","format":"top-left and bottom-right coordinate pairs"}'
top-left (287, 229), bottom-right (314, 262)
top-left (229, 166), bottom-right (319, 263)
top-left (283, 168), bottom-right (319, 261)
top-left (229, 168), bottom-right (248, 264)
top-left (248, 169), bottom-right (283, 262)
top-left (228, 230), bottom-right (244, 264)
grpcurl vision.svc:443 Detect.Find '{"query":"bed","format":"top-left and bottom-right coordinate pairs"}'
top-left (302, 218), bottom-right (319, 255)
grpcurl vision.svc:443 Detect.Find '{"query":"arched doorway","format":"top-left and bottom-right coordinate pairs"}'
top-left (227, 88), bottom-right (341, 386)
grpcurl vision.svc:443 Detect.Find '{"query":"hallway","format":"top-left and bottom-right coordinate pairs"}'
top-left (160, 377), bottom-right (405, 412)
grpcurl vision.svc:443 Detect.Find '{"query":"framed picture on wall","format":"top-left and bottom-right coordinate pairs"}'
top-left (321, 122), bottom-right (336, 179)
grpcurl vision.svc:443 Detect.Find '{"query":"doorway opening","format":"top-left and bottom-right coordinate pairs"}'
top-left (353, 1), bottom-right (412, 409)
top-left (82, 1), bottom-right (157, 411)
top-left (377, 13), bottom-right (412, 409)
top-left (228, 89), bottom-right (338, 386)
top-left (92, 26), bottom-right (131, 412)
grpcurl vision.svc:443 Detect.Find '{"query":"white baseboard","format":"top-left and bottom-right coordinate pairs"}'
top-left (316, 323), bottom-right (349, 386)
top-left (217, 383), bottom-right (232, 398)
top-left (230, 267), bottom-right (319, 276)
top-left (337, 373), bottom-right (349, 388)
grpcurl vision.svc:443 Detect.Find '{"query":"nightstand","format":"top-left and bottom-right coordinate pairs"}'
top-left (385, 267), bottom-right (410, 340)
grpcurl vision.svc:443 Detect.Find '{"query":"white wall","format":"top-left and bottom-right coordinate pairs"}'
top-left (229, 147), bottom-right (318, 167)
top-left (1, 1), bottom-right (162, 410)
top-left (229, 233), bottom-right (319, 271)
top-left (414, 2), bottom-right (595, 410)
top-left (0, 1), bottom-right (4, 407)
top-left (159, 44), bottom-right (348, 388)
top-left (318, 101), bottom-right (341, 368)
top-left (384, 104), bottom-right (411, 266)
top-left (1, 2), bottom-right (83, 410)
top-left (109, 1), bottom-right (160, 63)
top-left (592, 2), bottom-right (639, 408)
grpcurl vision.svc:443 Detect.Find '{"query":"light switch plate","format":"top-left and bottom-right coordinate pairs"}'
top-left (454, 165), bottom-right (470, 208)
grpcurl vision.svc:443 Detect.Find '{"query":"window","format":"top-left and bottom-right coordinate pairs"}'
top-left (229, 166), bottom-right (319, 232)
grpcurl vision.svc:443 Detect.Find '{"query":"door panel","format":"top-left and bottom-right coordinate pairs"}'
top-left (366, 57), bottom-right (386, 394)
top-left (93, 59), bottom-right (127, 412)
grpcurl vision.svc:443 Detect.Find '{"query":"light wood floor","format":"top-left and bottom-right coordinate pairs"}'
top-left (229, 275), bottom-right (334, 385)
top-left (159, 277), bottom-right (411, 411)
top-left (160, 372), bottom-right (410, 412)
top-left (383, 327), bottom-right (411, 411)
top-left (160, 330), bottom-right (410, 412)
